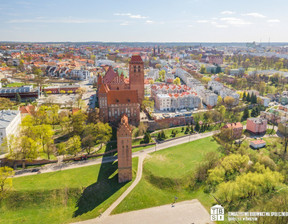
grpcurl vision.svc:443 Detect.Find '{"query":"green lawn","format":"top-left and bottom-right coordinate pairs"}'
top-left (112, 137), bottom-right (221, 214)
top-left (0, 158), bottom-right (138, 224)
top-left (6, 82), bottom-right (25, 87)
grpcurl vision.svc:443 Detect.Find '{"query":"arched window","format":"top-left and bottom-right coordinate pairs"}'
top-left (138, 65), bottom-right (141, 72)
top-left (117, 87), bottom-right (119, 90)
top-left (134, 65), bottom-right (136, 72)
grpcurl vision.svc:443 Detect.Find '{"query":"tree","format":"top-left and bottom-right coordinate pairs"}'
top-left (33, 125), bottom-right (55, 159)
top-left (173, 77), bottom-right (181, 85)
top-left (216, 65), bottom-right (221, 74)
top-left (159, 70), bottom-right (165, 81)
top-left (9, 136), bottom-right (39, 168)
top-left (71, 111), bottom-right (87, 136)
top-left (200, 65), bottom-right (206, 74)
top-left (242, 92), bottom-right (246, 101)
top-left (195, 121), bottom-right (200, 132)
top-left (143, 132), bottom-right (151, 143)
top-left (242, 107), bottom-right (249, 121)
top-left (160, 130), bottom-right (166, 139)
top-left (224, 96), bottom-right (235, 109)
top-left (0, 98), bottom-right (15, 110)
top-left (141, 97), bottom-right (154, 111)
top-left (0, 167), bottom-right (14, 201)
top-left (202, 77), bottom-right (211, 84)
top-left (67, 135), bottom-right (82, 156)
top-left (217, 96), bottom-right (222, 106)
top-left (82, 122), bottom-right (112, 152)
top-left (246, 92), bottom-right (251, 102)
top-left (87, 108), bottom-right (100, 123)
top-left (15, 93), bottom-right (21, 103)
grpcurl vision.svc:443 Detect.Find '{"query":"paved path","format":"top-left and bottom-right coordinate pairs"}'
top-left (74, 199), bottom-right (213, 224)
top-left (74, 155), bottom-right (147, 224)
top-left (14, 131), bottom-right (217, 178)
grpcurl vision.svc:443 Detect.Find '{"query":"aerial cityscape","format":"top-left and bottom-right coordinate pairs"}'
top-left (1, 0), bottom-right (288, 224)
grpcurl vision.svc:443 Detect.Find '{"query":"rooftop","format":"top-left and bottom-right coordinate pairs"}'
top-left (0, 110), bottom-right (20, 129)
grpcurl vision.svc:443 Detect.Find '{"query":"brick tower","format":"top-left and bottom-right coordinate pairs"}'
top-left (129, 55), bottom-right (144, 104)
top-left (117, 114), bottom-right (132, 183)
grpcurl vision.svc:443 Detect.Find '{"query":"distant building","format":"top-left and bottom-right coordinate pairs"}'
top-left (259, 96), bottom-right (270, 107)
top-left (199, 90), bottom-right (218, 107)
top-left (223, 122), bottom-right (243, 139)
top-left (0, 85), bottom-right (39, 100)
top-left (0, 110), bottom-right (21, 146)
top-left (117, 115), bottom-right (132, 183)
top-left (250, 139), bottom-right (266, 149)
top-left (246, 118), bottom-right (267, 135)
top-left (43, 85), bottom-right (80, 94)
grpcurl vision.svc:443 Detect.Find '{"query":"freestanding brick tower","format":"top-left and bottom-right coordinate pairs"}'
top-left (129, 55), bottom-right (144, 104)
top-left (117, 114), bottom-right (132, 183)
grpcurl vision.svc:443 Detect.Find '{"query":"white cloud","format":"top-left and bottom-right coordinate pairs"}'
top-left (221, 11), bottom-right (235, 15)
top-left (214, 24), bottom-right (228, 28)
top-left (242, 12), bottom-right (266, 18)
top-left (145, 20), bottom-right (154, 24)
top-left (114, 13), bottom-right (147, 19)
top-left (220, 17), bottom-right (252, 25)
top-left (196, 20), bottom-right (209, 23)
top-left (120, 21), bottom-right (129, 26)
top-left (267, 19), bottom-right (280, 23)
top-left (7, 17), bottom-right (108, 24)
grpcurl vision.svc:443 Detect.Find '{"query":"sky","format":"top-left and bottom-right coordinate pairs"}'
top-left (1, 0), bottom-right (288, 42)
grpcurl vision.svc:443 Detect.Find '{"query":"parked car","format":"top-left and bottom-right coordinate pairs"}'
top-left (73, 155), bottom-right (88, 161)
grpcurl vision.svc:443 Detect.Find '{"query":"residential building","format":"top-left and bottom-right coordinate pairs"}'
top-left (246, 118), bottom-right (267, 135)
top-left (259, 96), bottom-right (270, 107)
top-left (0, 85), bottom-right (39, 99)
top-left (0, 110), bottom-right (21, 146)
top-left (199, 90), bottom-right (218, 107)
top-left (223, 122), bottom-right (243, 139)
top-left (250, 139), bottom-right (266, 149)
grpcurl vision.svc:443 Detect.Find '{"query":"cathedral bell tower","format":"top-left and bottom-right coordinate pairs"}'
top-left (129, 55), bottom-right (144, 104)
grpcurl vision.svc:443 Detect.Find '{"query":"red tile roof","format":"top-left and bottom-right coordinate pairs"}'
top-left (251, 139), bottom-right (266, 145)
top-left (103, 66), bottom-right (118, 84)
top-left (107, 90), bottom-right (138, 105)
top-left (19, 105), bottom-right (35, 115)
top-left (224, 122), bottom-right (243, 129)
top-left (130, 55), bottom-right (143, 63)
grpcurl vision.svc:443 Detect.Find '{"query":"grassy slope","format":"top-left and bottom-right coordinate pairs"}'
top-left (112, 137), bottom-right (220, 214)
top-left (0, 157), bottom-right (138, 224)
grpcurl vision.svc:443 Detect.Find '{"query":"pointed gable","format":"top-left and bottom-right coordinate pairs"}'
top-left (103, 66), bottom-right (118, 84)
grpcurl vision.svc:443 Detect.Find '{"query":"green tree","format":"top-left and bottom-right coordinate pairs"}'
top-left (242, 107), bottom-right (250, 121)
top-left (173, 77), bottom-right (181, 85)
top-left (67, 135), bottom-right (82, 156)
top-left (15, 93), bottom-right (21, 103)
top-left (143, 132), bottom-right (151, 143)
top-left (71, 111), bottom-right (87, 136)
top-left (0, 167), bottom-right (15, 201)
top-left (195, 121), bottom-right (200, 132)
top-left (200, 65), bottom-right (206, 74)
top-left (0, 98), bottom-right (15, 110)
top-left (160, 130), bottom-right (166, 139)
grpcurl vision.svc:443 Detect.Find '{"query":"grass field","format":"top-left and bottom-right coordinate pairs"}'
top-left (6, 82), bottom-right (25, 87)
top-left (112, 137), bottom-right (221, 214)
top-left (0, 158), bottom-right (138, 224)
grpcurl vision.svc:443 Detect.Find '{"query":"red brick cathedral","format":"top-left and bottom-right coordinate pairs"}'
top-left (117, 114), bottom-right (132, 183)
top-left (98, 55), bottom-right (144, 126)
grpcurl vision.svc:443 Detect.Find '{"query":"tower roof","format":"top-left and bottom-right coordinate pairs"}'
top-left (130, 55), bottom-right (143, 63)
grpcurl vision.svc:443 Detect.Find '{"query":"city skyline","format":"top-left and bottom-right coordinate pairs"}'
top-left (0, 0), bottom-right (287, 42)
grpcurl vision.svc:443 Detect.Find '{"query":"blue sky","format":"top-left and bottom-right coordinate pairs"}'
top-left (1, 0), bottom-right (287, 42)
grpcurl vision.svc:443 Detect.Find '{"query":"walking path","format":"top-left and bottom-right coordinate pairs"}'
top-left (14, 131), bottom-right (217, 178)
